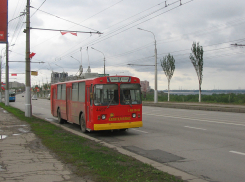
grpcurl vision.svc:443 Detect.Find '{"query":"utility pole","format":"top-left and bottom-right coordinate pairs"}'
top-left (25, 0), bottom-right (32, 117)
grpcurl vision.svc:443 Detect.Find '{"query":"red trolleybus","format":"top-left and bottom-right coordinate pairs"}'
top-left (50, 76), bottom-right (142, 132)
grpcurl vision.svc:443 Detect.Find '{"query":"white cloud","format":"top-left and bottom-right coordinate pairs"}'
top-left (1, 0), bottom-right (245, 89)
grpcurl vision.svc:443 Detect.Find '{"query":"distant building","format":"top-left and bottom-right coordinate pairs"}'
top-left (51, 72), bottom-right (99, 84)
top-left (140, 80), bottom-right (150, 92)
top-left (9, 81), bottom-right (25, 88)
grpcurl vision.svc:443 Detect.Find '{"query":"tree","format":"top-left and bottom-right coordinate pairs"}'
top-left (160, 53), bottom-right (175, 102)
top-left (190, 42), bottom-right (204, 102)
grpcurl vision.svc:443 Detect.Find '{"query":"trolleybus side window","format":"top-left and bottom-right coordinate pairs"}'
top-left (78, 82), bottom-right (85, 102)
top-left (120, 84), bottom-right (141, 105)
top-left (72, 83), bottom-right (78, 101)
top-left (94, 84), bottom-right (118, 106)
top-left (57, 85), bottom-right (62, 100)
top-left (90, 84), bottom-right (93, 106)
top-left (61, 84), bottom-right (66, 100)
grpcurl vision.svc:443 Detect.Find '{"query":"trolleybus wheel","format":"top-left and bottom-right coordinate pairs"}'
top-left (57, 109), bottom-right (65, 124)
top-left (80, 115), bottom-right (87, 133)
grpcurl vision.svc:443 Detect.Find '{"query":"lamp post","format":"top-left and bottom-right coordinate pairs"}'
top-left (0, 55), bottom-right (2, 102)
top-left (138, 28), bottom-right (158, 103)
top-left (91, 47), bottom-right (106, 76)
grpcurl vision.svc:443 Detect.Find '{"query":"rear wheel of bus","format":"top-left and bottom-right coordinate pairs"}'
top-left (80, 114), bottom-right (87, 133)
top-left (57, 109), bottom-right (65, 124)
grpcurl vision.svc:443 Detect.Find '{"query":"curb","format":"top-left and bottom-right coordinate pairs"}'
top-left (40, 115), bottom-right (207, 182)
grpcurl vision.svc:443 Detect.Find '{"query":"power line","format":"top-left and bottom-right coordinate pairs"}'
top-left (58, 0), bottom-right (186, 60)
top-left (31, 0), bottom-right (47, 18)
top-left (30, 6), bottom-right (101, 32)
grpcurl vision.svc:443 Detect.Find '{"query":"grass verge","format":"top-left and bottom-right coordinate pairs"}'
top-left (0, 103), bottom-right (183, 182)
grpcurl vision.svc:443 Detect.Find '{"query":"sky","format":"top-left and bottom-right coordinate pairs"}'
top-left (1, 0), bottom-right (245, 90)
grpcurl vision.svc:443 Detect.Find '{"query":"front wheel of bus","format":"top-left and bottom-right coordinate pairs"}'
top-left (57, 109), bottom-right (64, 124)
top-left (80, 115), bottom-right (87, 133)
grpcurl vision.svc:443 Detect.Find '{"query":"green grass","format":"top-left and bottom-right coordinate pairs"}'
top-left (143, 92), bottom-right (245, 105)
top-left (0, 103), bottom-right (183, 182)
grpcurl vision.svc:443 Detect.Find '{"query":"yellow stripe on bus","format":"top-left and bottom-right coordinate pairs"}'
top-left (94, 121), bottom-right (143, 131)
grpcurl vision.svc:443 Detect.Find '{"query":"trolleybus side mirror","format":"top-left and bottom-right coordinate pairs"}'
top-left (90, 93), bottom-right (94, 100)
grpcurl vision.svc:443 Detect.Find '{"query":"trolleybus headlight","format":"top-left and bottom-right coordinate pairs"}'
top-left (132, 113), bottom-right (136, 118)
top-left (101, 115), bottom-right (106, 120)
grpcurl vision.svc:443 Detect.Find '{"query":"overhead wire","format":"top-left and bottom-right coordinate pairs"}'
top-left (30, 0), bottom-right (245, 77)
top-left (30, 0), bottom-right (47, 18)
top-left (57, 0), bottom-right (186, 61)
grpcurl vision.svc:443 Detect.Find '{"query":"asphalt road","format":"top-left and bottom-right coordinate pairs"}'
top-left (10, 95), bottom-right (245, 182)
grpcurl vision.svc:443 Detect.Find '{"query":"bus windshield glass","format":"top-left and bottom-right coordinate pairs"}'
top-left (120, 84), bottom-right (141, 105)
top-left (94, 84), bottom-right (119, 106)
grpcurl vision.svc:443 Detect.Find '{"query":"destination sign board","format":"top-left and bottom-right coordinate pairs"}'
top-left (107, 77), bottom-right (131, 82)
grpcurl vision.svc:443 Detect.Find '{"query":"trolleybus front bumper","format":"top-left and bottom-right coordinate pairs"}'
top-left (94, 121), bottom-right (142, 131)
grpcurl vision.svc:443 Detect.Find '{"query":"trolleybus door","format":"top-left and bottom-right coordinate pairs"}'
top-left (52, 88), bottom-right (56, 116)
top-left (66, 87), bottom-right (72, 122)
top-left (86, 86), bottom-right (90, 124)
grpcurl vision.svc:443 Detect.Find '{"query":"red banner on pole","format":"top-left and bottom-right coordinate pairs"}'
top-left (0, 0), bottom-right (8, 43)
top-left (60, 31), bottom-right (77, 36)
top-left (29, 52), bottom-right (36, 59)
top-left (11, 74), bottom-right (17, 76)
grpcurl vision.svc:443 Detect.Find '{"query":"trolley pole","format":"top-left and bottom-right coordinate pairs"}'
top-left (25, 0), bottom-right (32, 117)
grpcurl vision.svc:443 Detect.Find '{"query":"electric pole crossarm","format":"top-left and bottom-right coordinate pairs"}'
top-left (29, 27), bottom-right (103, 34)
top-left (231, 43), bottom-right (245, 47)
top-left (127, 64), bottom-right (155, 66)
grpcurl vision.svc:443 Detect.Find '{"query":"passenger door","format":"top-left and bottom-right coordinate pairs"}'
top-left (66, 87), bottom-right (72, 122)
top-left (86, 86), bottom-right (90, 124)
top-left (52, 88), bottom-right (56, 116)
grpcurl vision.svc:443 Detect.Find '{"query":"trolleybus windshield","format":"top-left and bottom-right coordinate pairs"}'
top-left (120, 84), bottom-right (141, 105)
top-left (94, 84), bottom-right (119, 106)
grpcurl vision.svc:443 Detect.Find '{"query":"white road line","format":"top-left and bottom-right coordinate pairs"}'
top-left (131, 129), bottom-right (148, 133)
top-left (184, 126), bottom-right (206, 131)
top-left (229, 151), bottom-right (245, 156)
top-left (143, 113), bottom-right (245, 127)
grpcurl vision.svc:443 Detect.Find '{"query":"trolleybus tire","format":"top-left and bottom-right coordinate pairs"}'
top-left (57, 109), bottom-right (65, 124)
top-left (80, 114), bottom-right (87, 133)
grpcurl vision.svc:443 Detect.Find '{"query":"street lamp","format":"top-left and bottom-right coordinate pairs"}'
top-left (91, 47), bottom-right (106, 76)
top-left (71, 56), bottom-right (83, 76)
top-left (138, 28), bottom-right (158, 103)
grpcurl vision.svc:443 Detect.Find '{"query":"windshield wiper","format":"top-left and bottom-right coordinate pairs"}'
top-left (107, 96), bottom-right (114, 108)
top-left (123, 98), bottom-right (132, 107)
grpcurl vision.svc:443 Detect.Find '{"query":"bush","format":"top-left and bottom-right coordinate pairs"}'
top-left (144, 92), bottom-right (245, 105)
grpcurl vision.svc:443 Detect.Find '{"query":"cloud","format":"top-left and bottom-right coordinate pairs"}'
top-left (1, 0), bottom-right (245, 90)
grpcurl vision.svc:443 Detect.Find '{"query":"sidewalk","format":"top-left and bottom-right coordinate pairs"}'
top-left (143, 101), bottom-right (245, 113)
top-left (0, 108), bottom-right (88, 182)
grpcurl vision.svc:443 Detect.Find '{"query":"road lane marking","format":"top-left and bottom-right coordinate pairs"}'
top-left (229, 151), bottom-right (245, 156)
top-left (143, 113), bottom-right (245, 127)
top-left (184, 126), bottom-right (206, 130)
top-left (131, 129), bottom-right (148, 133)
